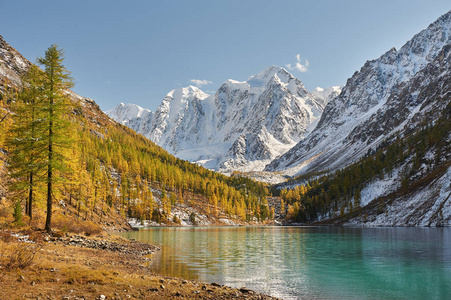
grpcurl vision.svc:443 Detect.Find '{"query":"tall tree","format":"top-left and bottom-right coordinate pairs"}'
top-left (7, 65), bottom-right (46, 220)
top-left (37, 45), bottom-right (74, 233)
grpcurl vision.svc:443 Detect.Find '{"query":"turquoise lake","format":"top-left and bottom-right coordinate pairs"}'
top-left (121, 226), bottom-right (451, 300)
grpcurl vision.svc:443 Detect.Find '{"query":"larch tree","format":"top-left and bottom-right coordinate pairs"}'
top-left (7, 65), bottom-right (46, 220)
top-left (37, 44), bottom-right (75, 233)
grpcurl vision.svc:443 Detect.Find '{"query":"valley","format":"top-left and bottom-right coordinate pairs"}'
top-left (1, 5), bottom-right (451, 300)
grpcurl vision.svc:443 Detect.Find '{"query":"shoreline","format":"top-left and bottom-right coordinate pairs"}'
top-left (0, 229), bottom-right (281, 299)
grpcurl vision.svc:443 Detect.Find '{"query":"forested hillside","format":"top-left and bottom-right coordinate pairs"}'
top-left (276, 100), bottom-right (451, 226)
top-left (0, 38), bottom-right (271, 233)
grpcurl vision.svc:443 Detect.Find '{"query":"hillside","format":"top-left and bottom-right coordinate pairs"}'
top-left (0, 35), bottom-right (272, 233)
top-left (273, 11), bottom-right (451, 227)
top-left (276, 100), bottom-right (451, 226)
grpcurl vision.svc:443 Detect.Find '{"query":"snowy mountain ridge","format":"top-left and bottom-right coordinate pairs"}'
top-left (266, 9), bottom-right (451, 176)
top-left (107, 66), bottom-right (336, 174)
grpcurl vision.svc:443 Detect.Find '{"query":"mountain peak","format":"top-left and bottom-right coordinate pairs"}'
top-left (105, 103), bottom-right (152, 124)
top-left (431, 9), bottom-right (451, 27)
top-left (247, 65), bottom-right (294, 88)
top-left (259, 65), bottom-right (290, 76)
top-left (108, 63), bottom-right (326, 173)
top-left (165, 85), bottom-right (210, 100)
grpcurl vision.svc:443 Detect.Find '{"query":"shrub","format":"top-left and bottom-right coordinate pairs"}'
top-left (173, 215), bottom-right (180, 224)
top-left (189, 212), bottom-right (197, 225)
top-left (79, 221), bottom-right (101, 236)
top-left (13, 201), bottom-right (23, 226)
top-left (0, 242), bottom-right (41, 270)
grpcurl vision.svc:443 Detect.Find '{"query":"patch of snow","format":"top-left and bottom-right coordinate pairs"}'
top-left (360, 168), bottom-right (401, 206)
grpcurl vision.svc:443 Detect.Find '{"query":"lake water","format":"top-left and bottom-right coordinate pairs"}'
top-left (121, 226), bottom-right (451, 300)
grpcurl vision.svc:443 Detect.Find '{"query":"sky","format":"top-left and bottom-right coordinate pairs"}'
top-left (0, 1), bottom-right (450, 111)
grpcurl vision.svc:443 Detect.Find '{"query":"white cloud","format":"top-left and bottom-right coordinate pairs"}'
top-left (190, 79), bottom-right (213, 87)
top-left (286, 54), bottom-right (309, 73)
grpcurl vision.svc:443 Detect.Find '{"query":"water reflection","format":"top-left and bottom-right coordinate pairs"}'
top-left (123, 227), bottom-right (451, 300)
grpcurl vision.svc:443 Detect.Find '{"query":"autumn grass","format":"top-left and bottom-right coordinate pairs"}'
top-left (0, 232), bottom-right (279, 299)
top-left (0, 238), bottom-right (158, 299)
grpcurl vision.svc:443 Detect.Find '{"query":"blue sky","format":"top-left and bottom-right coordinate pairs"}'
top-left (1, 1), bottom-right (450, 111)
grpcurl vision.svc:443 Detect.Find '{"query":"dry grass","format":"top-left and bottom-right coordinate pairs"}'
top-left (0, 232), bottom-right (279, 300)
top-left (52, 213), bottom-right (102, 236)
top-left (0, 230), bottom-right (15, 243)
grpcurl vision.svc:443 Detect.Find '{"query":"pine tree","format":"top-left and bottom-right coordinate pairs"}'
top-left (37, 45), bottom-right (75, 233)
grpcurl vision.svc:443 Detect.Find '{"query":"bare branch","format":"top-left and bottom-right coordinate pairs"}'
top-left (0, 112), bottom-right (9, 124)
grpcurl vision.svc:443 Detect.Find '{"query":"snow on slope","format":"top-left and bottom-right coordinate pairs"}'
top-left (266, 10), bottom-right (451, 176)
top-left (107, 66), bottom-right (329, 173)
top-left (345, 164), bottom-right (451, 227)
top-left (106, 103), bottom-right (152, 124)
top-left (0, 34), bottom-right (31, 89)
top-left (106, 103), bottom-right (154, 136)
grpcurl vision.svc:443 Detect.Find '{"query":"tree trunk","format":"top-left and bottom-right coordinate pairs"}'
top-left (45, 96), bottom-right (54, 234)
top-left (45, 172), bottom-right (52, 233)
top-left (69, 184), bottom-right (72, 206)
top-left (28, 172), bottom-right (33, 219)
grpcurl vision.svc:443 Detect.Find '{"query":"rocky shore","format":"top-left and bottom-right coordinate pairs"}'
top-left (0, 230), bottom-right (280, 299)
top-left (48, 234), bottom-right (159, 257)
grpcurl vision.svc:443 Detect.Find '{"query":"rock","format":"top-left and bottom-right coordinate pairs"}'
top-left (239, 287), bottom-right (253, 294)
top-left (182, 280), bottom-right (188, 284)
top-left (159, 279), bottom-right (165, 283)
top-left (211, 282), bottom-right (221, 287)
top-left (148, 288), bottom-right (158, 292)
top-left (30, 281), bottom-right (36, 286)
top-left (18, 275), bottom-right (25, 282)
top-left (160, 284), bottom-right (165, 290)
top-left (97, 295), bottom-right (106, 300)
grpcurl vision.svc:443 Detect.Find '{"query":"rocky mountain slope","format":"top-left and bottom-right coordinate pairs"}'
top-left (266, 10), bottom-right (451, 176)
top-left (107, 66), bottom-right (336, 173)
top-left (0, 35), bottom-right (31, 90)
top-left (273, 10), bottom-right (451, 227)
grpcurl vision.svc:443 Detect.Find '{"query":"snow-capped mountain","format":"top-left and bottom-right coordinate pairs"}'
top-left (266, 10), bottom-right (451, 176)
top-left (107, 66), bottom-right (330, 173)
